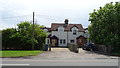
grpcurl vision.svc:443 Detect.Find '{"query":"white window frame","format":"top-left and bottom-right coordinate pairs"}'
top-left (73, 30), bottom-right (77, 35)
top-left (47, 39), bottom-right (50, 44)
top-left (58, 26), bottom-right (64, 32)
top-left (60, 39), bottom-right (66, 44)
top-left (70, 40), bottom-right (75, 43)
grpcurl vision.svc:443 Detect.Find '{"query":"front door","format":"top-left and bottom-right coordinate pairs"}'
top-left (51, 39), bottom-right (58, 47)
top-left (77, 38), bottom-right (85, 47)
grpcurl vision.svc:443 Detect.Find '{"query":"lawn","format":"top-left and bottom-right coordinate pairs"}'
top-left (0, 50), bottom-right (43, 58)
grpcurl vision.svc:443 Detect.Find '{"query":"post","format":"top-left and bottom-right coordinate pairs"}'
top-left (48, 44), bottom-right (51, 51)
top-left (32, 12), bottom-right (35, 50)
top-left (67, 30), bottom-right (68, 47)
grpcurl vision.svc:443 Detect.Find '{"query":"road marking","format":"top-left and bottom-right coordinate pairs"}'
top-left (1, 59), bottom-right (118, 63)
top-left (0, 64), bottom-right (30, 66)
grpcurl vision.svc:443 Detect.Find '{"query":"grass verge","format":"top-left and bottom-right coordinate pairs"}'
top-left (0, 50), bottom-right (43, 58)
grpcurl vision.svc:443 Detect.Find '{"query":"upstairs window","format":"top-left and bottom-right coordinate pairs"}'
top-left (73, 30), bottom-right (77, 35)
top-left (58, 26), bottom-right (64, 32)
top-left (71, 26), bottom-right (78, 35)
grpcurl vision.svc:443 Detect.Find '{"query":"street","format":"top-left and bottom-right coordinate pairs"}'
top-left (1, 48), bottom-right (119, 66)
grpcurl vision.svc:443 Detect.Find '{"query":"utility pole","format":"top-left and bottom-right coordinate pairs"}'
top-left (67, 30), bottom-right (68, 46)
top-left (32, 12), bottom-right (35, 50)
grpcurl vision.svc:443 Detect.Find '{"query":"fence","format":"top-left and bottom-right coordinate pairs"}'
top-left (94, 44), bottom-right (112, 54)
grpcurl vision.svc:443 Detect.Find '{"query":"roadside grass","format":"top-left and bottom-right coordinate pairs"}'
top-left (0, 50), bottom-right (43, 58)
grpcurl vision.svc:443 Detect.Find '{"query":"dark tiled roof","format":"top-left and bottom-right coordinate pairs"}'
top-left (76, 35), bottom-right (87, 39)
top-left (47, 34), bottom-right (51, 38)
top-left (51, 35), bottom-right (59, 39)
top-left (50, 23), bottom-right (84, 32)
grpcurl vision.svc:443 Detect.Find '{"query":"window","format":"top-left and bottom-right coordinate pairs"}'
top-left (60, 39), bottom-right (66, 44)
top-left (73, 30), bottom-right (77, 35)
top-left (70, 40), bottom-right (74, 43)
top-left (58, 26), bottom-right (64, 32)
top-left (60, 39), bottom-right (62, 44)
top-left (59, 29), bottom-right (63, 32)
top-left (63, 39), bottom-right (66, 44)
top-left (47, 39), bottom-right (50, 44)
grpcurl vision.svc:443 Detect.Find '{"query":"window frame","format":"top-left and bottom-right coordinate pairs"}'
top-left (60, 39), bottom-right (62, 44)
top-left (73, 30), bottom-right (77, 35)
top-left (60, 39), bottom-right (66, 44)
top-left (58, 26), bottom-right (64, 32)
top-left (70, 40), bottom-right (75, 43)
top-left (47, 39), bottom-right (50, 44)
top-left (63, 39), bottom-right (66, 44)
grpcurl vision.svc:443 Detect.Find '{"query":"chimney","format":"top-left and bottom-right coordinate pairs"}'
top-left (64, 19), bottom-right (69, 27)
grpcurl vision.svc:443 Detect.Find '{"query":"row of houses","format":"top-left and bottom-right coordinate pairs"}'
top-left (43, 19), bottom-right (89, 47)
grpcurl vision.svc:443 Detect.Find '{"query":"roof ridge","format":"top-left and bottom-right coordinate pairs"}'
top-left (52, 23), bottom-right (64, 24)
top-left (50, 23), bottom-right (84, 32)
top-left (69, 24), bottom-right (81, 25)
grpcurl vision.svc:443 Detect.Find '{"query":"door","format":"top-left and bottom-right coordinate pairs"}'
top-left (51, 39), bottom-right (58, 47)
top-left (77, 38), bottom-right (85, 47)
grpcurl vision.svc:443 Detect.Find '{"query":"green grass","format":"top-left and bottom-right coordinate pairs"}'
top-left (0, 50), bottom-right (43, 58)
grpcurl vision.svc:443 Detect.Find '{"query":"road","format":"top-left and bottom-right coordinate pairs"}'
top-left (1, 48), bottom-right (119, 66)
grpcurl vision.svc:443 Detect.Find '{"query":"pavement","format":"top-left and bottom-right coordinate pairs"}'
top-left (0, 48), bottom-right (119, 66)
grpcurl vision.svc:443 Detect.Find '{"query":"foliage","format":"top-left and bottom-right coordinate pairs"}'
top-left (2, 21), bottom-right (46, 50)
top-left (88, 2), bottom-right (120, 52)
top-left (2, 28), bottom-right (18, 49)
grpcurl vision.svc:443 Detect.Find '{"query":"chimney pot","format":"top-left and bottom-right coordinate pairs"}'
top-left (64, 19), bottom-right (69, 27)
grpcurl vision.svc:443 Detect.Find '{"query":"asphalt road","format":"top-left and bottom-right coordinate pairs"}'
top-left (1, 48), bottom-right (119, 66)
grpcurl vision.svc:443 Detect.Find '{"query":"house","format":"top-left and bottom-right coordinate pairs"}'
top-left (44, 19), bottom-right (87, 47)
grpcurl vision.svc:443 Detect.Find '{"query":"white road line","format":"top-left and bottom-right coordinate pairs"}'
top-left (0, 64), bottom-right (30, 66)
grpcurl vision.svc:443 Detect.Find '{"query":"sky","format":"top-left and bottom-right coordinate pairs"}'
top-left (0, 0), bottom-right (119, 30)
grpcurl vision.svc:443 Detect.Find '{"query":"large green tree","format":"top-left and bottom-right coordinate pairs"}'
top-left (88, 2), bottom-right (120, 52)
top-left (17, 21), bottom-right (46, 50)
top-left (2, 21), bottom-right (46, 50)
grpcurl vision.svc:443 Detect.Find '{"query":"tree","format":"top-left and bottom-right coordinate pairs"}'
top-left (2, 21), bottom-right (46, 50)
top-left (2, 28), bottom-right (17, 49)
top-left (88, 2), bottom-right (120, 52)
top-left (17, 21), bottom-right (46, 50)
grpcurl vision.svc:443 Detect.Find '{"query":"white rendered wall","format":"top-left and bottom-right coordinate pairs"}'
top-left (52, 31), bottom-right (67, 46)
top-left (51, 26), bottom-right (84, 46)
top-left (68, 32), bottom-right (83, 44)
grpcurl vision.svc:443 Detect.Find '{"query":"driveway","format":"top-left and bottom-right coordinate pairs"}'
top-left (28, 48), bottom-right (116, 59)
top-left (1, 48), bottom-right (119, 66)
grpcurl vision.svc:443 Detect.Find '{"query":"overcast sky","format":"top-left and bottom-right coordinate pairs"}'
top-left (0, 0), bottom-right (119, 29)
